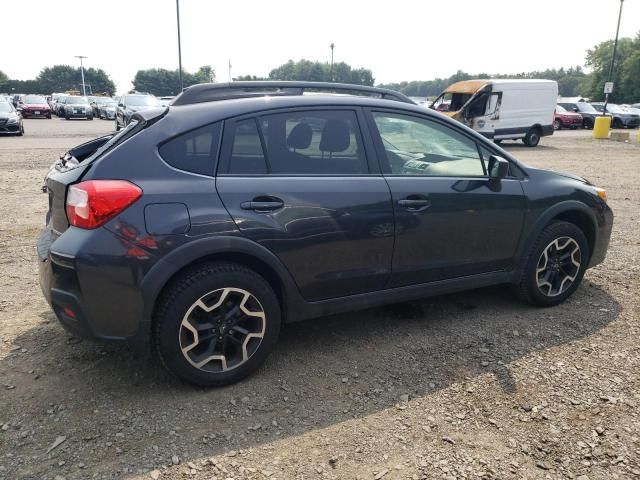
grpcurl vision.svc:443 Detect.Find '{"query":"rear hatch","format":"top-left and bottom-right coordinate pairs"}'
top-left (44, 109), bottom-right (165, 235)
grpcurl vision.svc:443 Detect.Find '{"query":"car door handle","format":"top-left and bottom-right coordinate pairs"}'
top-left (240, 199), bottom-right (284, 212)
top-left (398, 198), bottom-right (430, 211)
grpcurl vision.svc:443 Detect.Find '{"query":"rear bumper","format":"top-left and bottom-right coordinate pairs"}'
top-left (37, 225), bottom-right (155, 349)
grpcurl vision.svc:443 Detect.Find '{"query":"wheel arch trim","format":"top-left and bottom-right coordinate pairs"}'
top-left (514, 200), bottom-right (598, 277)
top-left (138, 236), bottom-right (304, 340)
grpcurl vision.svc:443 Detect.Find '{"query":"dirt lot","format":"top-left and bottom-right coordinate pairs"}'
top-left (0, 119), bottom-right (638, 480)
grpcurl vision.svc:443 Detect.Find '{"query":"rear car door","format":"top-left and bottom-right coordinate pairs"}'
top-left (366, 109), bottom-right (526, 286)
top-left (216, 108), bottom-right (395, 301)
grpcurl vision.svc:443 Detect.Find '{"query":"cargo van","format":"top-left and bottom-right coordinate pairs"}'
top-left (431, 79), bottom-right (558, 146)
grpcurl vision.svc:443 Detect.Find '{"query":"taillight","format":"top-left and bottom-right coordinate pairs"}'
top-left (66, 180), bottom-right (142, 229)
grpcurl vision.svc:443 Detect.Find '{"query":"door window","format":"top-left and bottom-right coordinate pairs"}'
top-left (223, 110), bottom-right (368, 175)
top-left (372, 112), bottom-right (485, 177)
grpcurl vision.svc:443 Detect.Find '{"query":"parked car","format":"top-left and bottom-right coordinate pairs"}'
top-left (430, 79), bottom-right (558, 146)
top-left (0, 101), bottom-right (24, 135)
top-left (590, 103), bottom-right (640, 129)
top-left (556, 102), bottom-right (600, 129)
top-left (53, 95), bottom-right (68, 116)
top-left (61, 96), bottom-right (93, 120)
top-left (12, 94), bottom-right (25, 108)
top-left (39, 81), bottom-right (613, 387)
top-left (554, 104), bottom-right (583, 130)
top-left (97, 98), bottom-right (118, 120)
top-left (632, 103), bottom-right (640, 109)
top-left (115, 94), bottom-right (161, 130)
top-left (17, 95), bottom-right (52, 119)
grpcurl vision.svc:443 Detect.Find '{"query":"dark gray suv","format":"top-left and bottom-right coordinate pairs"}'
top-left (38, 82), bottom-right (613, 386)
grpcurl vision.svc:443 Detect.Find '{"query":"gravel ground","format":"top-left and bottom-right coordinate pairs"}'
top-left (0, 119), bottom-right (638, 480)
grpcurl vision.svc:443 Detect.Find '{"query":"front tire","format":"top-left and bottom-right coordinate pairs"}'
top-left (153, 262), bottom-right (281, 387)
top-left (584, 118), bottom-right (594, 129)
top-left (553, 119), bottom-right (562, 131)
top-left (515, 221), bottom-right (589, 307)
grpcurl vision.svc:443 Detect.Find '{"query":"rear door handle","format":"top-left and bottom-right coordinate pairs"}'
top-left (240, 199), bottom-right (284, 212)
top-left (398, 198), bottom-right (430, 211)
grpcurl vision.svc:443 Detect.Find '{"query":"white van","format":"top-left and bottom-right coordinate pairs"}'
top-left (431, 79), bottom-right (558, 146)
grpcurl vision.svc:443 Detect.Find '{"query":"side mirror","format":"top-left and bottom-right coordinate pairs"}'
top-left (488, 155), bottom-right (509, 179)
top-left (572, 107), bottom-right (579, 113)
top-left (118, 103), bottom-right (124, 108)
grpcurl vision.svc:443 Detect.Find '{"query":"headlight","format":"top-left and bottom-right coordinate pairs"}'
top-left (594, 187), bottom-right (607, 203)
top-left (7, 117), bottom-right (19, 124)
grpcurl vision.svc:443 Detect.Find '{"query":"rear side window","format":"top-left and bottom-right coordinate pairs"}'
top-left (223, 110), bottom-right (368, 175)
top-left (159, 122), bottom-right (221, 176)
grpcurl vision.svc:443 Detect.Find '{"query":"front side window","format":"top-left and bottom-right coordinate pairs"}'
top-left (158, 122), bottom-right (221, 176)
top-left (225, 110), bottom-right (368, 175)
top-left (372, 112), bottom-right (485, 177)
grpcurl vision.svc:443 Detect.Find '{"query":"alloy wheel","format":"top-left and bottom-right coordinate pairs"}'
top-left (179, 288), bottom-right (266, 372)
top-left (535, 236), bottom-right (581, 297)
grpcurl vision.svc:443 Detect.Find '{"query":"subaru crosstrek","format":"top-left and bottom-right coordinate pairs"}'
top-left (38, 81), bottom-right (613, 387)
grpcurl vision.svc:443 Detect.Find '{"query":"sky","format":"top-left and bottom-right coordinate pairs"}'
top-left (3, 0), bottom-right (639, 94)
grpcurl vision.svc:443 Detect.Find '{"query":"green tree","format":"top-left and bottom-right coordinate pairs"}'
top-left (267, 59), bottom-right (374, 85)
top-left (0, 70), bottom-right (8, 83)
top-left (35, 65), bottom-right (115, 94)
top-left (132, 66), bottom-right (215, 96)
top-left (584, 34), bottom-right (639, 103)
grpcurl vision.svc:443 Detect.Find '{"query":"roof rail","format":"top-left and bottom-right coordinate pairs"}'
top-left (172, 81), bottom-right (416, 106)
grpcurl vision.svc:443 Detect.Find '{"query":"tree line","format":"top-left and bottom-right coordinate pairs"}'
top-left (1, 33), bottom-right (638, 102)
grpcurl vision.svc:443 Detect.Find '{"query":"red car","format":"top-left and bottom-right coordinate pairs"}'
top-left (554, 104), bottom-right (582, 130)
top-left (18, 95), bottom-right (51, 119)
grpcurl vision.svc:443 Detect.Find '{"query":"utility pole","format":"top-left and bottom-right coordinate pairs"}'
top-left (176, 0), bottom-right (183, 92)
top-left (74, 56), bottom-right (87, 96)
top-left (228, 59), bottom-right (232, 82)
top-left (329, 43), bottom-right (335, 81)
top-left (603, 0), bottom-right (624, 115)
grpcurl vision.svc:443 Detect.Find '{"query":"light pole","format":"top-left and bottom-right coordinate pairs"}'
top-left (603, 0), bottom-right (624, 114)
top-left (329, 43), bottom-right (335, 81)
top-left (176, 0), bottom-right (184, 92)
top-left (74, 55), bottom-right (87, 96)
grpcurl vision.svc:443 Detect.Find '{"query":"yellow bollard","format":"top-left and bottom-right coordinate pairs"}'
top-left (592, 116), bottom-right (611, 139)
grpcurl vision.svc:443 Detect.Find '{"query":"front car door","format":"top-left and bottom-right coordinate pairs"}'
top-left (216, 108), bottom-right (395, 301)
top-left (366, 109), bottom-right (526, 286)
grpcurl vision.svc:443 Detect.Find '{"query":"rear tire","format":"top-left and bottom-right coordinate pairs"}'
top-left (153, 262), bottom-right (281, 387)
top-left (612, 118), bottom-right (623, 129)
top-left (553, 119), bottom-right (562, 130)
top-left (583, 118), bottom-right (594, 129)
top-left (515, 221), bottom-right (589, 307)
top-left (522, 127), bottom-right (541, 147)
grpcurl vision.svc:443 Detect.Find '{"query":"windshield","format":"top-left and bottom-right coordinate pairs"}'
top-left (66, 96), bottom-right (90, 105)
top-left (125, 95), bottom-right (160, 107)
top-left (103, 100), bottom-right (117, 107)
top-left (555, 105), bottom-right (567, 113)
top-left (0, 102), bottom-right (14, 113)
top-left (577, 102), bottom-right (597, 113)
top-left (431, 92), bottom-right (472, 112)
top-left (24, 95), bottom-right (46, 104)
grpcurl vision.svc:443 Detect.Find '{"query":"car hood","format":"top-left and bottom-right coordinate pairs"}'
top-left (66, 104), bottom-right (91, 108)
top-left (530, 167), bottom-right (592, 185)
top-left (0, 112), bottom-right (17, 120)
top-left (23, 103), bottom-right (49, 109)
